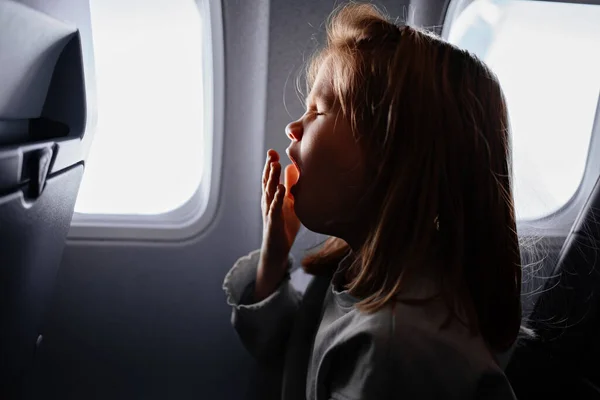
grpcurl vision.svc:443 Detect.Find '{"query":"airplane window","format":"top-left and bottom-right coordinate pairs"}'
top-left (74, 0), bottom-right (205, 215)
top-left (446, 0), bottom-right (600, 220)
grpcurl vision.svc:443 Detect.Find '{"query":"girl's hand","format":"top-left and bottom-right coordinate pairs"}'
top-left (255, 150), bottom-right (301, 301)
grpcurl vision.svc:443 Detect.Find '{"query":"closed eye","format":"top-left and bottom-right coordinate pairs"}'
top-left (305, 104), bottom-right (325, 117)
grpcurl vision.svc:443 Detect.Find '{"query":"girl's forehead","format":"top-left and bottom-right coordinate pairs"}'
top-left (306, 84), bottom-right (335, 107)
top-left (306, 62), bottom-right (336, 106)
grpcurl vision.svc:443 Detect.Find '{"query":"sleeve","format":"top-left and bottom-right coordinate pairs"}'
top-left (222, 249), bottom-right (303, 364)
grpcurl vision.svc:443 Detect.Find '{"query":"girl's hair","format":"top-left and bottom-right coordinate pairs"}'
top-left (301, 3), bottom-right (522, 354)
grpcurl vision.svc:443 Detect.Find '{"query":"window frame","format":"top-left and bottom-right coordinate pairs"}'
top-left (68, 0), bottom-right (224, 242)
top-left (442, 0), bottom-right (600, 237)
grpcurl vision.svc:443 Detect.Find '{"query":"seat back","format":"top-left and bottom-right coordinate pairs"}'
top-left (506, 171), bottom-right (600, 397)
top-left (0, 2), bottom-right (87, 396)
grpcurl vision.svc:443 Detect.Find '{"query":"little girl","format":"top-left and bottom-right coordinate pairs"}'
top-left (223, 3), bottom-right (521, 399)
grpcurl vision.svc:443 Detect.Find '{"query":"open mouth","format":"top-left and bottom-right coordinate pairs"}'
top-left (285, 149), bottom-right (301, 197)
top-left (290, 159), bottom-right (301, 179)
top-left (286, 149), bottom-right (301, 176)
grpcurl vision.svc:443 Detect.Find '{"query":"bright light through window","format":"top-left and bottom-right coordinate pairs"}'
top-left (448, 0), bottom-right (600, 220)
top-left (75, 0), bottom-right (205, 215)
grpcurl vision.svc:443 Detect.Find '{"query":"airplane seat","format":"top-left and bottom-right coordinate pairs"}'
top-left (0, 2), bottom-right (88, 397)
top-left (505, 171), bottom-right (600, 398)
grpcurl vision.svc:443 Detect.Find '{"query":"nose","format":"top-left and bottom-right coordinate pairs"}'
top-left (285, 119), bottom-right (303, 141)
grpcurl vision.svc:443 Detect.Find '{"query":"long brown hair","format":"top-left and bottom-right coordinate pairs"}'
top-left (301, 3), bottom-right (521, 353)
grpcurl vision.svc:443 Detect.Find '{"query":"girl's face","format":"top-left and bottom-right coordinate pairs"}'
top-left (285, 58), bottom-right (368, 245)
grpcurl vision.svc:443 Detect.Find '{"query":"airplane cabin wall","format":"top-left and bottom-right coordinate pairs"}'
top-left (33, 0), bottom-right (269, 399)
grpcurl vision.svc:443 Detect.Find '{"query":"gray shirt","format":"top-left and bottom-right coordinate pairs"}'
top-left (223, 249), bottom-right (517, 400)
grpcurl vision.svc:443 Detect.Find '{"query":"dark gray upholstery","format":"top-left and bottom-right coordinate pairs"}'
top-left (0, 2), bottom-right (87, 397)
top-left (506, 172), bottom-right (600, 398)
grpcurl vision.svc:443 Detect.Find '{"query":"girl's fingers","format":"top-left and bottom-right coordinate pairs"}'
top-left (262, 150), bottom-right (280, 190)
top-left (266, 162), bottom-right (281, 206)
top-left (269, 184), bottom-right (285, 219)
top-left (262, 153), bottom-right (271, 189)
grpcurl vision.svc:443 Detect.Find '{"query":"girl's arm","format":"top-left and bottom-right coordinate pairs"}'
top-left (223, 249), bottom-right (302, 365)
